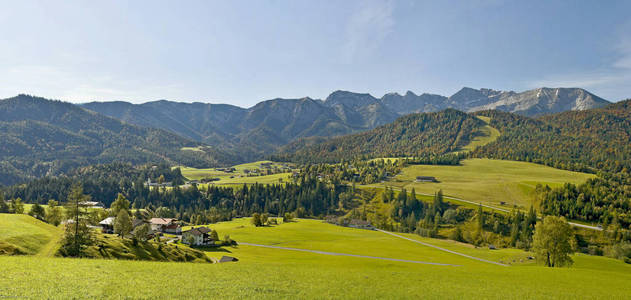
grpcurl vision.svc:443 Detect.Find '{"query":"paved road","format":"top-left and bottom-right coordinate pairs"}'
top-left (239, 242), bottom-right (461, 267)
top-left (382, 185), bottom-right (602, 231)
top-left (376, 229), bottom-right (509, 267)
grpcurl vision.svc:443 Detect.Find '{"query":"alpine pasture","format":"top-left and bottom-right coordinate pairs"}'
top-left (1, 217), bottom-right (630, 299)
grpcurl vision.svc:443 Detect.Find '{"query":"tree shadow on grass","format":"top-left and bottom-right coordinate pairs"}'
top-left (195, 246), bottom-right (232, 253)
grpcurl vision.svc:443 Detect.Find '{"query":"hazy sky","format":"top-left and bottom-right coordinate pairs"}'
top-left (1, 0), bottom-right (630, 106)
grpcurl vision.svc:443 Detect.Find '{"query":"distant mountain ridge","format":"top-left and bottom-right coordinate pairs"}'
top-left (381, 87), bottom-right (609, 116)
top-left (0, 94), bottom-right (237, 185)
top-left (83, 87), bottom-right (608, 157)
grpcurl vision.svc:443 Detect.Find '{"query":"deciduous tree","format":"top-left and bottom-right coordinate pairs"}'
top-left (114, 210), bottom-right (133, 238)
top-left (533, 216), bottom-right (575, 267)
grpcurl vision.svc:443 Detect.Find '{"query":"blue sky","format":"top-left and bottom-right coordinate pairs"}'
top-left (1, 0), bottom-right (630, 106)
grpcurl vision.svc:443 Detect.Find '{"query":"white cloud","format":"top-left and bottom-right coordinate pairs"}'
top-left (342, 0), bottom-right (394, 63)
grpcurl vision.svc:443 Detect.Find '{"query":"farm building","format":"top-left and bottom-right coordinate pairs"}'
top-left (79, 201), bottom-right (105, 209)
top-left (149, 218), bottom-right (182, 234)
top-left (98, 217), bottom-right (153, 235)
top-left (415, 176), bottom-right (437, 182)
top-left (145, 179), bottom-right (172, 188)
top-left (182, 227), bottom-right (215, 246)
top-left (99, 217), bottom-right (115, 233)
top-left (347, 219), bottom-right (375, 230)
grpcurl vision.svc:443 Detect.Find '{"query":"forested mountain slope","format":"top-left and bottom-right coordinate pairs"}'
top-left (0, 95), bottom-right (235, 186)
top-left (84, 95), bottom-right (399, 156)
top-left (274, 109), bottom-right (485, 163)
top-left (83, 87), bottom-right (606, 158)
top-left (472, 99), bottom-right (631, 173)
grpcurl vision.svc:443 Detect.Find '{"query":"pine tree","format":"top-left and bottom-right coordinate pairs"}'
top-left (46, 200), bottom-right (63, 226)
top-left (62, 185), bottom-right (93, 257)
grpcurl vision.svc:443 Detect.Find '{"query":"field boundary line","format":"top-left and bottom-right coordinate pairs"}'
top-left (376, 229), bottom-right (509, 267)
top-left (239, 242), bottom-right (460, 267)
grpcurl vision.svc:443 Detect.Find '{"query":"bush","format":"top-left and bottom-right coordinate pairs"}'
top-left (448, 227), bottom-right (464, 242)
top-left (604, 242), bottom-right (631, 261)
top-left (588, 245), bottom-right (603, 256)
top-left (416, 228), bottom-right (437, 238)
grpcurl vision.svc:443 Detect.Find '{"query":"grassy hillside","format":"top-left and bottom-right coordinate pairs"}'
top-left (474, 100), bottom-right (631, 173)
top-left (1, 218), bottom-right (629, 298)
top-left (202, 218), bottom-right (526, 266)
top-left (73, 234), bottom-right (211, 263)
top-left (0, 214), bottom-right (61, 256)
top-left (367, 158), bottom-right (595, 208)
top-left (456, 116), bottom-right (500, 152)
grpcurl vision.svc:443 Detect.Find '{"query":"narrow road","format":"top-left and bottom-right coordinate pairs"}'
top-left (382, 186), bottom-right (602, 231)
top-left (376, 229), bottom-right (508, 267)
top-left (238, 242), bottom-right (460, 267)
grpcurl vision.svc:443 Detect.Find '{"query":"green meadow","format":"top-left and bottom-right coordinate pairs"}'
top-left (0, 214), bottom-right (61, 256)
top-left (456, 116), bottom-right (501, 153)
top-left (1, 217), bottom-right (630, 299)
top-left (369, 158), bottom-right (595, 208)
top-left (177, 160), bottom-right (293, 186)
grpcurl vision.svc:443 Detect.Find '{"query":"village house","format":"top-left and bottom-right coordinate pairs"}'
top-left (149, 218), bottom-right (182, 234)
top-left (181, 226), bottom-right (215, 246)
top-left (145, 179), bottom-right (172, 188)
top-left (98, 217), bottom-right (153, 235)
top-left (79, 201), bottom-right (105, 209)
top-left (99, 217), bottom-right (115, 233)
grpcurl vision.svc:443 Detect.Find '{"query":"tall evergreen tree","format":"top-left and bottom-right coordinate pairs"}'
top-left (61, 185), bottom-right (93, 257)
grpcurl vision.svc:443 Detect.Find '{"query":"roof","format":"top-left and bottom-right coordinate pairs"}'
top-left (99, 217), bottom-right (115, 226)
top-left (149, 218), bottom-right (177, 225)
top-left (132, 219), bottom-right (148, 228)
top-left (183, 227), bottom-right (212, 236)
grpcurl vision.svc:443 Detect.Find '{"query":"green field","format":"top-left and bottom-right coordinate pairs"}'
top-left (369, 158), bottom-right (595, 208)
top-left (178, 160), bottom-right (293, 186)
top-left (0, 214), bottom-right (61, 256)
top-left (457, 116), bottom-right (501, 152)
top-left (1, 217), bottom-right (630, 299)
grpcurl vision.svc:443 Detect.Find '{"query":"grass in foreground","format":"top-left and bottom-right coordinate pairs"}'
top-left (370, 158), bottom-right (594, 208)
top-left (1, 218), bottom-right (630, 299)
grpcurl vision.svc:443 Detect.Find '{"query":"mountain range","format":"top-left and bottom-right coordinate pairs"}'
top-left (0, 87), bottom-right (613, 185)
top-left (83, 87), bottom-right (609, 156)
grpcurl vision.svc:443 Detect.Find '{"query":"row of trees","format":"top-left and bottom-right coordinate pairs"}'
top-left (536, 174), bottom-right (631, 230)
